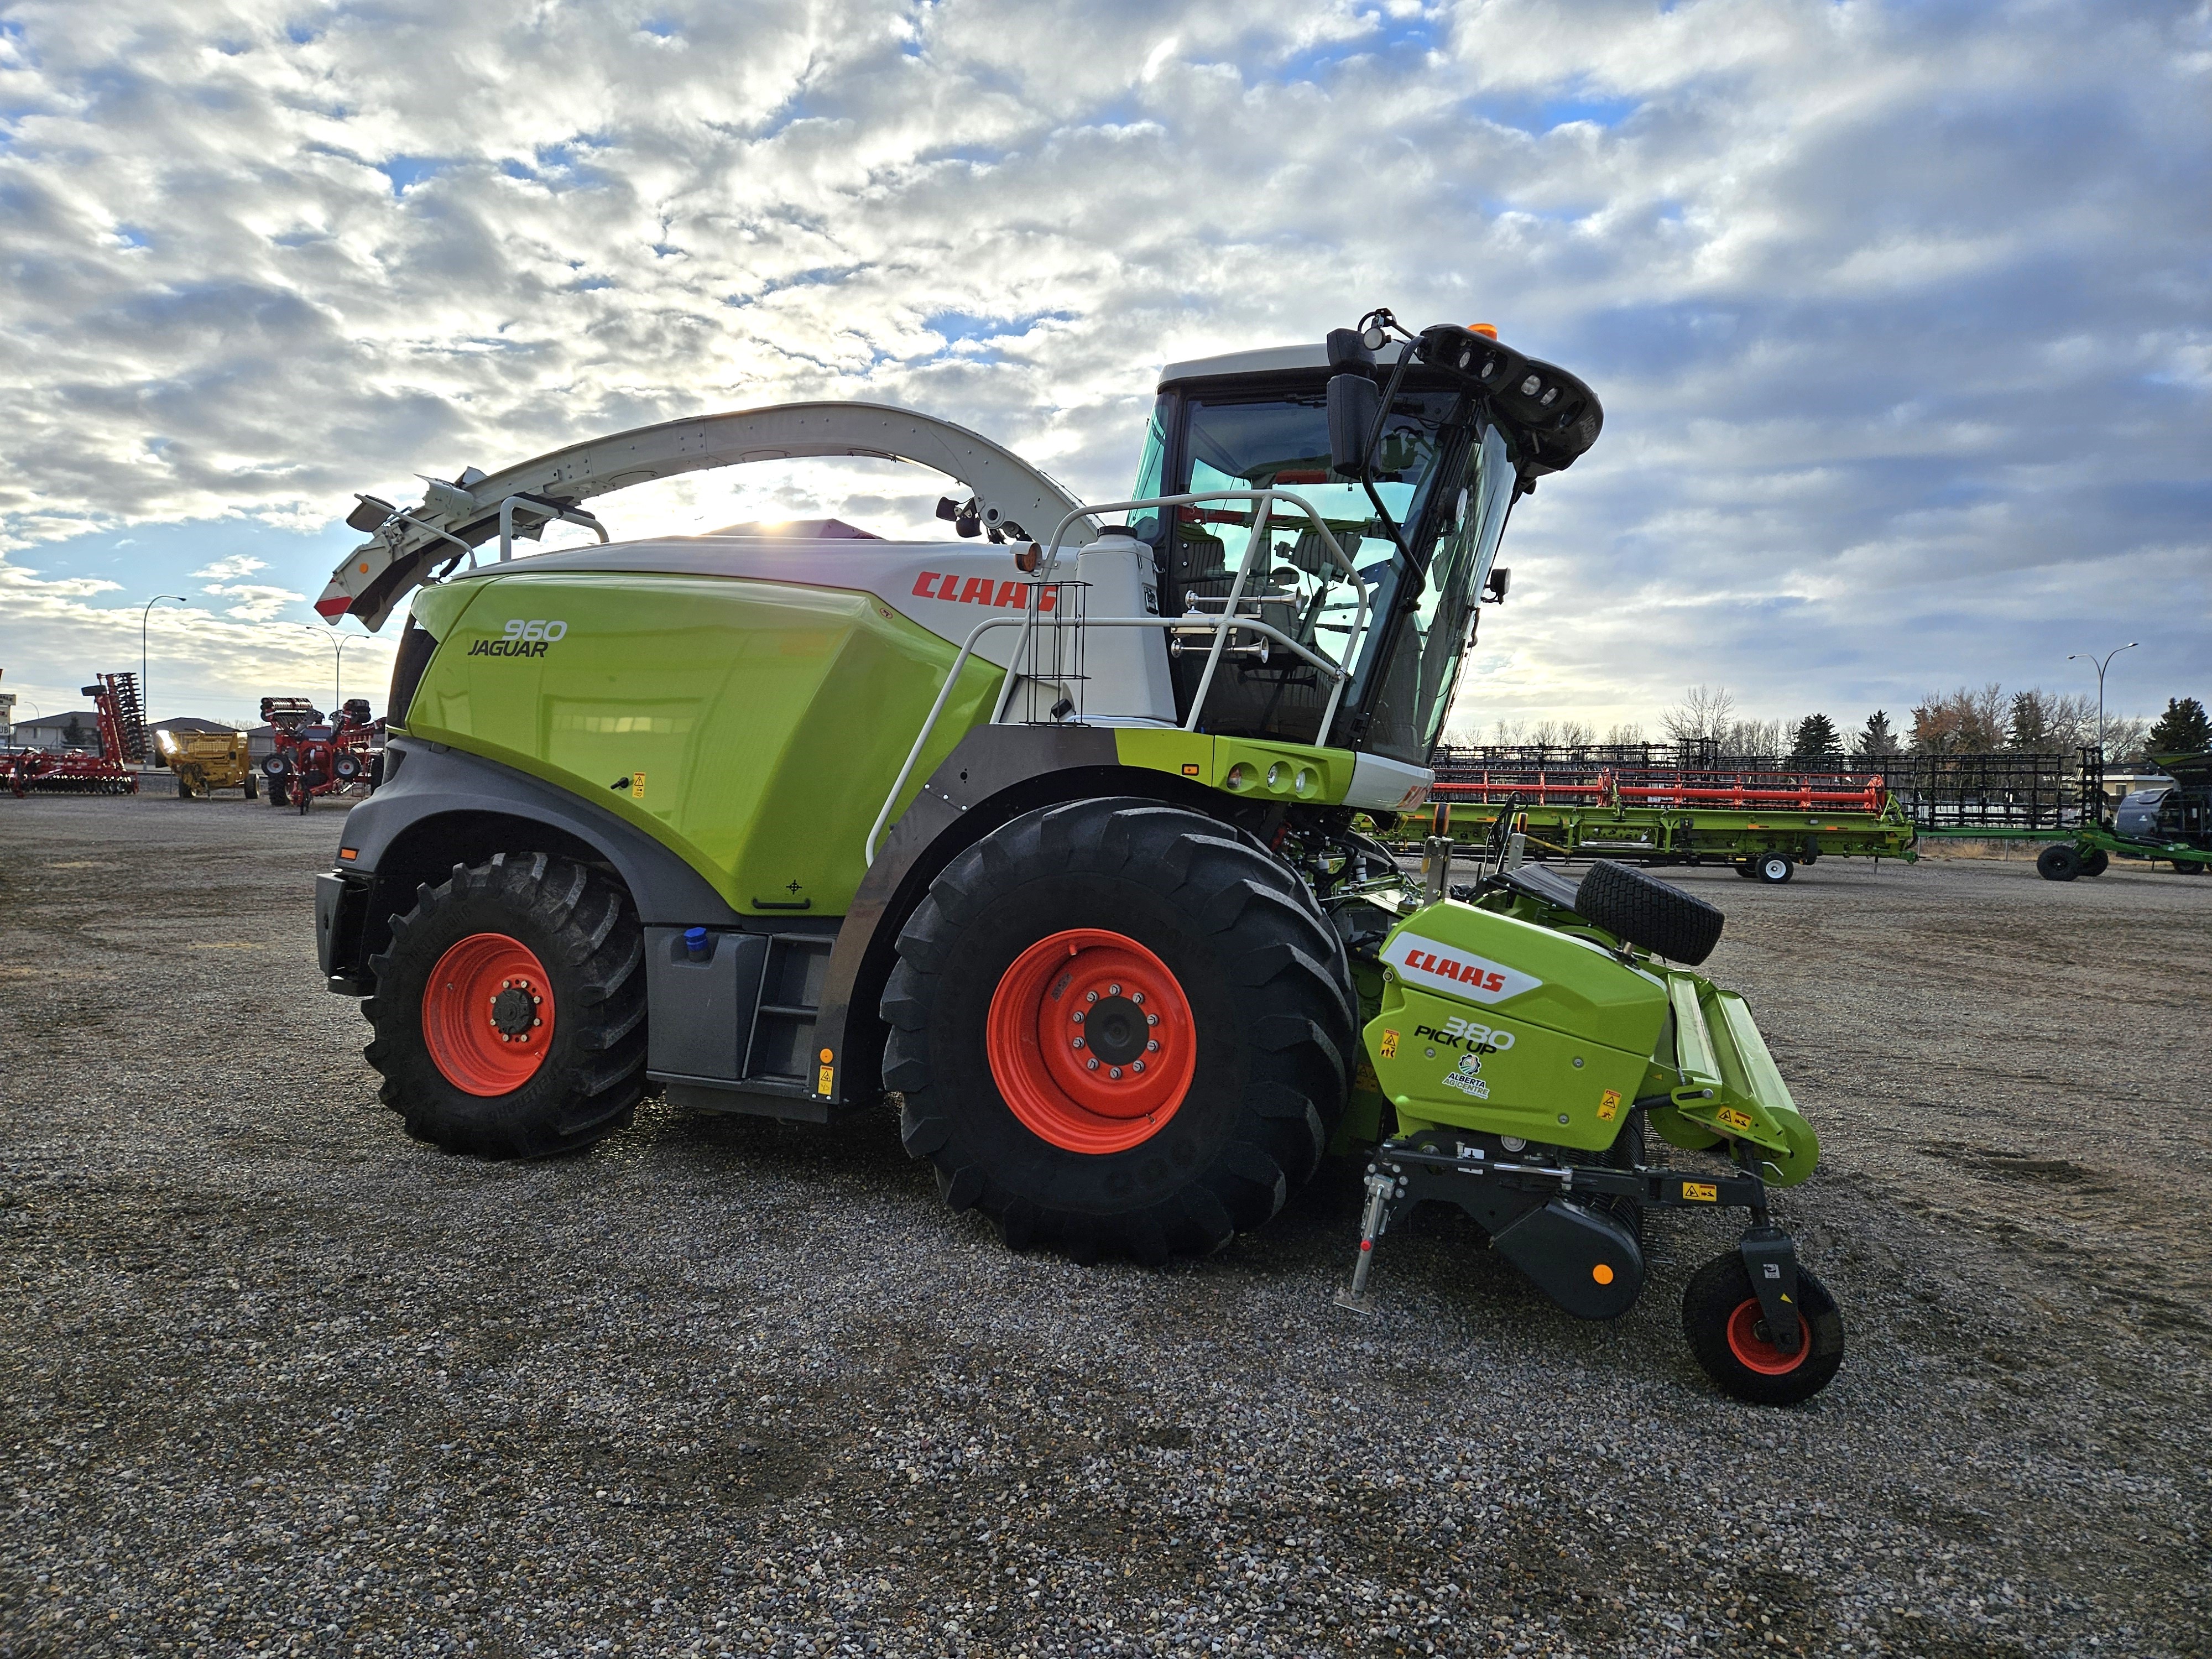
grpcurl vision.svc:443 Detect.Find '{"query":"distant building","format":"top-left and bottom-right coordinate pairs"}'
top-left (12, 712), bottom-right (102, 751)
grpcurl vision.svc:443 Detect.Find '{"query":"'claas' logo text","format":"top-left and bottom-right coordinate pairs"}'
top-left (912, 572), bottom-right (1056, 611)
top-left (1402, 945), bottom-right (1507, 994)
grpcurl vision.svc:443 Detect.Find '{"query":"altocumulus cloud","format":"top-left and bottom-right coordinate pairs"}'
top-left (0, 0), bottom-right (2204, 728)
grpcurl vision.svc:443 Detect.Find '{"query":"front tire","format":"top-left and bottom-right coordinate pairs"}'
top-left (2080, 848), bottom-right (2110, 877)
top-left (1754, 854), bottom-right (1795, 884)
top-left (363, 853), bottom-right (647, 1157)
top-left (881, 798), bottom-right (1356, 1264)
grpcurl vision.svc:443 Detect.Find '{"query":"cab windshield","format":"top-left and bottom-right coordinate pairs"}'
top-left (1136, 384), bottom-right (1510, 763)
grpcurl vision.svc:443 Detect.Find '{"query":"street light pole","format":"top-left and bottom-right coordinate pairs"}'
top-left (293, 624), bottom-right (338, 712)
top-left (2067, 642), bottom-right (2139, 759)
top-left (141, 595), bottom-right (187, 727)
top-left (336, 634), bottom-right (358, 709)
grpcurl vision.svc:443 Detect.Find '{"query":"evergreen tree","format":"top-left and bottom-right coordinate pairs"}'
top-left (2146, 696), bottom-right (2210, 757)
top-left (1790, 713), bottom-right (1841, 761)
top-left (1856, 709), bottom-right (1899, 757)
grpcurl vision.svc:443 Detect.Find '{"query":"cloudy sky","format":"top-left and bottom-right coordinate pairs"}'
top-left (1, 0), bottom-right (2205, 739)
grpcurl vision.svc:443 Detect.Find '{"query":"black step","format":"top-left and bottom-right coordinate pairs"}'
top-left (742, 935), bottom-right (834, 1086)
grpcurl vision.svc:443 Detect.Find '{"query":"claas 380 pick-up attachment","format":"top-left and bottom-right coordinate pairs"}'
top-left (1335, 825), bottom-right (1840, 1404)
top-left (309, 306), bottom-right (1840, 1402)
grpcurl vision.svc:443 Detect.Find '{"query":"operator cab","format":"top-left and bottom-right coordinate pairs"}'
top-left (1126, 319), bottom-right (1600, 765)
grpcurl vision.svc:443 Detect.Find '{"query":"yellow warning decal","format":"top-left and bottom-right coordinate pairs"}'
top-left (631, 771), bottom-right (647, 801)
top-left (816, 1064), bottom-right (834, 1095)
top-left (1379, 1030), bottom-right (1399, 1059)
top-left (1682, 1181), bottom-right (1718, 1203)
top-left (1716, 1105), bottom-right (1754, 1131)
top-left (1597, 1089), bottom-right (1622, 1121)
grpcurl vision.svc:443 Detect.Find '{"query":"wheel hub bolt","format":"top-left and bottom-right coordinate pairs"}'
top-left (1131, 992), bottom-right (1145, 1006)
top-left (1086, 1058), bottom-right (1099, 1071)
top-left (1146, 1039), bottom-right (1159, 1052)
top-left (1146, 1013), bottom-right (1159, 1026)
top-left (1086, 990), bottom-right (1098, 1004)
top-left (1107, 983), bottom-right (1121, 996)
top-left (1132, 1060), bottom-right (1145, 1073)
top-left (1109, 1067), bottom-right (1122, 1079)
top-left (1072, 1011), bottom-right (1084, 1024)
top-left (1071, 1037), bottom-right (1085, 1050)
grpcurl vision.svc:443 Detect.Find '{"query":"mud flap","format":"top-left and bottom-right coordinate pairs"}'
top-left (1491, 1199), bottom-right (1645, 1320)
top-left (1737, 1224), bottom-right (1803, 1354)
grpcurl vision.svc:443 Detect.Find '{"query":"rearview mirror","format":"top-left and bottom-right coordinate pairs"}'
top-left (1484, 566), bottom-right (1510, 603)
top-left (1327, 374), bottom-right (1379, 479)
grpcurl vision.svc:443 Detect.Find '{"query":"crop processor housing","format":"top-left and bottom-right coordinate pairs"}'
top-left (311, 312), bottom-right (1844, 1402)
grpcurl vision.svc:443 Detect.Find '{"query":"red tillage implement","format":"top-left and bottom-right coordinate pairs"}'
top-left (2, 673), bottom-right (147, 796)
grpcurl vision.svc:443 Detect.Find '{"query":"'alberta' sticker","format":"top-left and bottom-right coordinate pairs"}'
top-left (1390, 932), bottom-right (1543, 1005)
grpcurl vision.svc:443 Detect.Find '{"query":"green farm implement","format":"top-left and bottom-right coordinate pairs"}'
top-left (312, 310), bottom-right (1843, 1402)
top-left (1905, 749), bottom-right (2212, 880)
top-left (1402, 766), bottom-right (1918, 883)
top-left (2027, 749), bottom-right (2212, 879)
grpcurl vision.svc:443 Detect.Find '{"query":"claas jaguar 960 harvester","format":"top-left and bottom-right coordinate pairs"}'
top-left (312, 310), bottom-right (1843, 1402)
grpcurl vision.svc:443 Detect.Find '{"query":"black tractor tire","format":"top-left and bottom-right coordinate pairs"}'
top-left (1752, 854), bottom-right (1795, 885)
top-left (1573, 859), bottom-right (1725, 966)
top-left (174, 774), bottom-right (193, 800)
top-left (243, 773), bottom-right (258, 801)
top-left (2177, 860), bottom-right (2207, 876)
top-left (363, 852), bottom-right (648, 1158)
top-left (2079, 848), bottom-right (2110, 877)
top-left (266, 775), bottom-right (290, 807)
top-left (1732, 860), bottom-right (1759, 880)
top-left (2036, 844), bottom-right (2080, 882)
top-left (261, 752), bottom-right (290, 778)
top-left (1682, 1250), bottom-right (1845, 1405)
top-left (881, 797), bottom-right (1357, 1265)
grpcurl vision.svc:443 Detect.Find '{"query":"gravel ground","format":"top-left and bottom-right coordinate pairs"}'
top-left (3, 791), bottom-right (2206, 1658)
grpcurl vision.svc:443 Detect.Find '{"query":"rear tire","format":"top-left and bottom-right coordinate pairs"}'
top-left (243, 773), bottom-right (258, 801)
top-left (2079, 848), bottom-right (2110, 877)
top-left (1573, 860), bottom-right (1725, 965)
top-left (881, 798), bottom-right (1356, 1264)
top-left (363, 852), bottom-right (647, 1157)
top-left (1682, 1250), bottom-right (1844, 1405)
top-left (2036, 844), bottom-right (2080, 881)
top-left (1732, 860), bottom-right (1758, 880)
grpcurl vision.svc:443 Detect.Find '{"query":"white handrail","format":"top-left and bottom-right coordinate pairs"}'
top-left (865, 610), bottom-right (1355, 866)
top-left (869, 487), bottom-right (1376, 868)
top-left (989, 488), bottom-right (1369, 736)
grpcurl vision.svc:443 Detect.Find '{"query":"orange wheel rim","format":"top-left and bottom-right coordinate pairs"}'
top-left (985, 928), bottom-right (1197, 1154)
top-left (1725, 1296), bottom-right (1813, 1375)
top-left (421, 932), bottom-right (556, 1097)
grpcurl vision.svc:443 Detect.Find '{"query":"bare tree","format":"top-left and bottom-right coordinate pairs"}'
top-left (1911, 685), bottom-right (2007, 753)
top-left (1662, 685), bottom-right (1736, 743)
top-left (1604, 722), bottom-right (1646, 745)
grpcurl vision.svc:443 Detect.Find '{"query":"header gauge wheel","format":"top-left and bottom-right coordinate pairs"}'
top-left (883, 797), bottom-right (1356, 1265)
